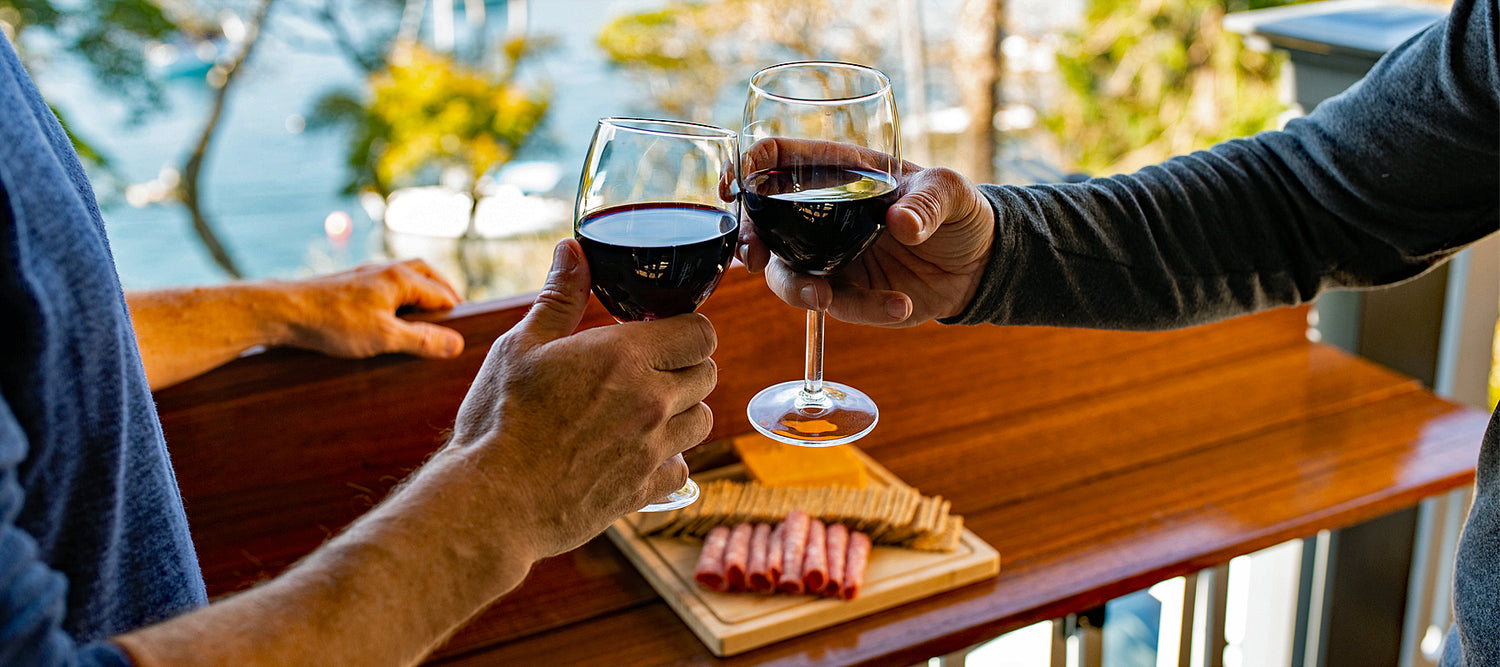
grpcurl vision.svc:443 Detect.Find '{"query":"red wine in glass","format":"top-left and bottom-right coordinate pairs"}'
top-left (742, 166), bottom-right (898, 276)
top-left (574, 116), bottom-right (739, 511)
top-left (577, 202), bottom-right (738, 322)
top-left (741, 61), bottom-right (901, 447)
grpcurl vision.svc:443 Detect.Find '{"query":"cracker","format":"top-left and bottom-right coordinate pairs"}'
top-left (768, 485), bottom-right (792, 521)
top-left (858, 488), bottom-right (882, 536)
top-left (895, 485), bottom-right (920, 527)
top-left (862, 501), bottom-right (885, 542)
top-left (910, 515), bottom-right (965, 552)
top-left (751, 483), bottom-right (772, 524)
top-left (664, 481), bottom-right (705, 538)
top-left (890, 496), bottom-right (929, 543)
top-left (833, 487), bottom-right (858, 526)
top-left (914, 496), bottom-right (941, 534)
top-left (934, 498), bottom-right (951, 530)
top-left (689, 480), bottom-right (732, 536)
top-left (771, 486), bottom-right (795, 521)
top-left (732, 483), bottom-right (761, 526)
top-left (940, 514), bottom-right (965, 551)
top-left (868, 488), bottom-right (900, 543)
top-left (808, 487), bottom-right (831, 519)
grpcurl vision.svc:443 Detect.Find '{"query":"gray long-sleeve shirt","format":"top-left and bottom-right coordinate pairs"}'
top-left (947, 0), bottom-right (1497, 661)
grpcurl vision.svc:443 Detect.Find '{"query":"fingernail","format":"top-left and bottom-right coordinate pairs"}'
top-left (885, 297), bottom-right (909, 321)
top-left (443, 333), bottom-right (464, 357)
top-left (800, 285), bottom-right (820, 310)
top-left (893, 206), bottom-right (923, 239)
top-left (554, 241), bottom-right (578, 273)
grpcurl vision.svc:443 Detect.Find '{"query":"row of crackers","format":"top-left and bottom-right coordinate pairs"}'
top-left (636, 479), bottom-right (964, 552)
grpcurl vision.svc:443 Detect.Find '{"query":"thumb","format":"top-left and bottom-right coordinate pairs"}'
top-left (517, 239), bottom-right (592, 343)
top-left (887, 167), bottom-right (971, 246)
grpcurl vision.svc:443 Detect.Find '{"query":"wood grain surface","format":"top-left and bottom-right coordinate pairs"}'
top-left (153, 265), bottom-right (1491, 666)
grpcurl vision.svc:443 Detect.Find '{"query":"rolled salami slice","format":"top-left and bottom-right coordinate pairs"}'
top-left (693, 525), bottom-right (731, 592)
top-left (777, 510), bottom-right (812, 594)
top-left (765, 521), bottom-right (786, 592)
top-left (822, 523), bottom-right (849, 597)
top-left (841, 530), bottom-right (872, 600)
top-left (724, 523), bottom-right (754, 593)
top-left (801, 519), bottom-right (828, 594)
top-left (746, 523), bottom-right (774, 593)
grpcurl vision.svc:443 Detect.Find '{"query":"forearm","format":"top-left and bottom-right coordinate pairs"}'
top-left (949, 167), bottom-right (1333, 331)
top-left (126, 283), bottom-right (298, 390)
top-left (949, 21), bottom-right (1497, 331)
top-left (115, 447), bottom-right (538, 667)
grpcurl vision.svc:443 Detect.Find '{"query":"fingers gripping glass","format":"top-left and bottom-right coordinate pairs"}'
top-left (575, 118), bottom-right (739, 511)
top-left (740, 62), bottom-right (900, 447)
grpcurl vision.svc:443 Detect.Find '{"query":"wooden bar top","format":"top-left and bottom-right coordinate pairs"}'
top-left (154, 266), bottom-right (1491, 666)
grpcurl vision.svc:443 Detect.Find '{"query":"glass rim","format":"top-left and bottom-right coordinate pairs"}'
top-left (748, 61), bottom-right (892, 105)
top-left (598, 117), bottom-right (737, 140)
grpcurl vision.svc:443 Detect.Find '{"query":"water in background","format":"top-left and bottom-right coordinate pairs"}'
top-left (35, 0), bottom-right (1081, 292)
top-left (36, 0), bottom-right (661, 290)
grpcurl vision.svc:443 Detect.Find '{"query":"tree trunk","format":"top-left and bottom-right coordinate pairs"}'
top-left (178, 0), bottom-right (279, 279)
top-left (954, 0), bottom-right (1004, 183)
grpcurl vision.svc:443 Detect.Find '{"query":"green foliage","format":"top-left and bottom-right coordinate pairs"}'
top-left (1045, 0), bottom-right (1302, 176)
top-left (311, 39), bottom-right (553, 198)
top-left (594, 0), bottom-right (894, 125)
top-left (2, 0), bottom-right (182, 117)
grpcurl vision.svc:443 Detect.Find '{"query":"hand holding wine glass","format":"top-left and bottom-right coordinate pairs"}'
top-left (574, 117), bottom-right (739, 510)
top-left (737, 146), bottom-right (997, 328)
top-left (739, 61), bottom-right (903, 447)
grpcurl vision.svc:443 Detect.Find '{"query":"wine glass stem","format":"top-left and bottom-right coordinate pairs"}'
top-left (798, 310), bottom-right (831, 410)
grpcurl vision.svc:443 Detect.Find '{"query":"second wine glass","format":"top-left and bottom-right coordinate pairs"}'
top-left (575, 117), bottom-right (739, 510)
top-left (740, 61), bottom-right (901, 447)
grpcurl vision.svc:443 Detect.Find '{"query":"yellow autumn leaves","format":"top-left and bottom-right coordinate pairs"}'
top-left (368, 41), bottom-right (551, 192)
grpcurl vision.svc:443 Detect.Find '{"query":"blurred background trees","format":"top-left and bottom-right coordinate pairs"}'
top-left (4, 0), bottom-right (1306, 292)
top-left (1046, 0), bottom-right (1296, 176)
top-left (309, 39), bottom-right (551, 219)
top-left (595, 0), bottom-right (896, 126)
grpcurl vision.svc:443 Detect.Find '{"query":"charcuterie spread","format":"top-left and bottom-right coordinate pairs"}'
top-left (605, 438), bottom-right (1000, 657)
top-left (691, 510), bottom-right (875, 599)
top-left (635, 478), bottom-right (965, 553)
top-left (644, 434), bottom-right (967, 603)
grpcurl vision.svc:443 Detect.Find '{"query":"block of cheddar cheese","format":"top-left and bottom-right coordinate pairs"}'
top-left (732, 432), bottom-right (868, 489)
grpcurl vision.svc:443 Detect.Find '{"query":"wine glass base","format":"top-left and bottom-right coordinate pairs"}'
top-left (746, 380), bottom-right (879, 447)
top-left (638, 477), bottom-right (700, 512)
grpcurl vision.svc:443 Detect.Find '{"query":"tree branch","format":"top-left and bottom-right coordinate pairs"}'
top-left (178, 0), bottom-right (279, 279)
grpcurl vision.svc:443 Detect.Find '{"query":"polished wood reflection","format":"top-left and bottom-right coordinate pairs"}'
top-left (154, 266), bottom-right (1490, 666)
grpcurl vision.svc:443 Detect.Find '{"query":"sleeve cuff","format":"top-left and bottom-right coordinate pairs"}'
top-left (937, 183), bottom-right (1020, 326)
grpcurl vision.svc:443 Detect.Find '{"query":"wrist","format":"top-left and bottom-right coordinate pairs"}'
top-left (938, 187), bottom-right (1001, 324)
top-left (240, 280), bottom-right (310, 350)
top-left (399, 445), bottom-right (547, 584)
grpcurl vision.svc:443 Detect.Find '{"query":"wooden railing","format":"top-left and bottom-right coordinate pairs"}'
top-left (154, 265), bottom-right (1490, 665)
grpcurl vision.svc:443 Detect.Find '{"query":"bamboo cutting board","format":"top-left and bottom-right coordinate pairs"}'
top-left (605, 446), bottom-right (1000, 657)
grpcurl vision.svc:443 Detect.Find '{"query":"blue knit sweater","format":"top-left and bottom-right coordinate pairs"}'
top-left (0, 34), bottom-right (206, 666)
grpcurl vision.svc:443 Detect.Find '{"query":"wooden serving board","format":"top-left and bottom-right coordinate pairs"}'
top-left (605, 446), bottom-right (1000, 657)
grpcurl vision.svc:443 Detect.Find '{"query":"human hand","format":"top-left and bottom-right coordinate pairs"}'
top-left (280, 259), bottom-right (466, 359)
top-left (446, 239), bottom-right (717, 558)
top-left (736, 138), bottom-right (995, 327)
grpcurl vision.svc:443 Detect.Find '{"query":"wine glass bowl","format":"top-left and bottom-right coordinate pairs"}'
top-left (741, 160), bottom-right (899, 276)
top-left (740, 62), bottom-right (900, 447)
top-left (574, 117), bottom-right (739, 509)
top-left (741, 63), bottom-right (901, 277)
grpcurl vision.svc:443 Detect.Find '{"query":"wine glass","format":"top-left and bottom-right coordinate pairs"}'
top-left (575, 117), bottom-right (739, 510)
top-left (740, 61), bottom-right (901, 447)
